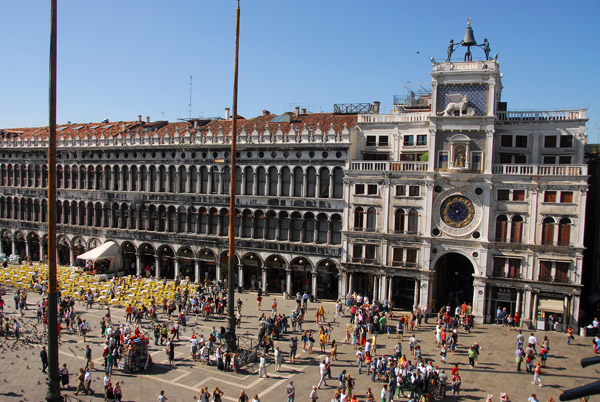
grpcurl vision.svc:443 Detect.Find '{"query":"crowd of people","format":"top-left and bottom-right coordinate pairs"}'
top-left (0, 264), bottom-right (591, 402)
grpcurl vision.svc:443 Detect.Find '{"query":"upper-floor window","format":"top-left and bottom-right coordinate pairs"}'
top-left (497, 189), bottom-right (526, 202)
top-left (560, 192), bottom-right (574, 203)
top-left (544, 136), bottom-right (557, 148)
top-left (408, 186), bottom-right (420, 197)
top-left (395, 185), bottom-right (406, 196)
top-left (560, 135), bottom-right (573, 148)
top-left (379, 136), bottom-right (389, 146)
top-left (417, 135), bottom-right (427, 146)
top-left (366, 136), bottom-right (377, 146)
top-left (355, 184), bottom-right (365, 195)
top-left (544, 134), bottom-right (573, 149)
top-left (403, 135), bottom-right (414, 146)
top-left (367, 184), bottom-right (378, 195)
top-left (543, 155), bottom-right (572, 165)
top-left (515, 136), bottom-right (528, 148)
top-left (544, 191), bottom-right (557, 203)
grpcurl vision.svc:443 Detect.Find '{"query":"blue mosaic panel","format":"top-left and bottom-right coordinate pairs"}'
top-left (437, 84), bottom-right (488, 116)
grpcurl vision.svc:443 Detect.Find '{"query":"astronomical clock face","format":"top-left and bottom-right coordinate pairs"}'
top-left (440, 196), bottom-right (475, 228)
top-left (433, 189), bottom-right (483, 236)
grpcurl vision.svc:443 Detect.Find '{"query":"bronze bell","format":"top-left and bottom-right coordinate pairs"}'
top-left (462, 26), bottom-right (477, 47)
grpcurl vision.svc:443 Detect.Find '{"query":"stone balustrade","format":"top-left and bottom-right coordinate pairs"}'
top-left (350, 161), bottom-right (428, 172)
top-left (497, 109), bottom-right (586, 121)
top-left (492, 164), bottom-right (587, 176)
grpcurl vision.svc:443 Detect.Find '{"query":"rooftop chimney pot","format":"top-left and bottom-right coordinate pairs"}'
top-left (301, 108), bottom-right (307, 114)
top-left (373, 101), bottom-right (381, 114)
top-left (225, 108), bottom-right (231, 120)
top-left (145, 116), bottom-right (150, 123)
top-left (295, 106), bottom-right (300, 117)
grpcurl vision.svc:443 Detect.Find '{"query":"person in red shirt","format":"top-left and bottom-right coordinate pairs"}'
top-left (451, 363), bottom-right (459, 376)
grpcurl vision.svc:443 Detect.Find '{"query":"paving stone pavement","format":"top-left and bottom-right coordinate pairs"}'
top-left (0, 284), bottom-right (597, 402)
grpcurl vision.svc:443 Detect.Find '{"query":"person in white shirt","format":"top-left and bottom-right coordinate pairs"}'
top-left (528, 333), bottom-right (538, 352)
top-left (381, 384), bottom-right (389, 402)
top-left (356, 348), bottom-right (365, 374)
top-left (259, 353), bottom-right (268, 378)
top-left (317, 361), bottom-right (328, 388)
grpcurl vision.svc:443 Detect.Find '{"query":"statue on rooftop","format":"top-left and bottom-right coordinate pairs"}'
top-left (480, 38), bottom-right (491, 60)
top-left (446, 40), bottom-right (458, 62)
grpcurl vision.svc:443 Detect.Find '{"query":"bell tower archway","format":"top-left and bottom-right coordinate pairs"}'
top-left (432, 252), bottom-right (475, 312)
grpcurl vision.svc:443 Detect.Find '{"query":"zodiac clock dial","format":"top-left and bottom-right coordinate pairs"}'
top-left (441, 196), bottom-right (475, 228)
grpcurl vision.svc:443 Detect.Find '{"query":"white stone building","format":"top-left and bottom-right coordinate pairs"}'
top-left (342, 50), bottom-right (588, 328)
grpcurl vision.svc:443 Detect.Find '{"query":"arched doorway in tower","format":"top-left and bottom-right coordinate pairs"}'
top-left (316, 260), bottom-right (339, 300)
top-left (121, 242), bottom-right (137, 275)
top-left (157, 245), bottom-right (175, 279)
top-left (265, 255), bottom-right (287, 294)
top-left (138, 244), bottom-right (156, 278)
top-left (433, 252), bottom-right (474, 311)
top-left (242, 253), bottom-right (262, 290)
top-left (27, 232), bottom-right (40, 261)
top-left (198, 249), bottom-right (216, 282)
top-left (177, 247), bottom-right (195, 282)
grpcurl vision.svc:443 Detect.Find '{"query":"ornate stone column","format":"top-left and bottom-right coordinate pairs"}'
top-left (194, 260), bottom-right (200, 283)
top-left (286, 269), bottom-right (292, 296)
top-left (261, 268), bottom-right (267, 293)
top-left (372, 275), bottom-right (379, 302)
top-left (238, 264), bottom-right (244, 289)
top-left (174, 258), bottom-right (180, 279)
top-left (155, 256), bottom-right (161, 279)
top-left (311, 271), bottom-right (317, 298)
top-left (135, 253), bottom-right (142, 277)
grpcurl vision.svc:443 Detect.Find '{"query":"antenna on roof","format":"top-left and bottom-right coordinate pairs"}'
top-left (188, 75), bottom-right (193, 120)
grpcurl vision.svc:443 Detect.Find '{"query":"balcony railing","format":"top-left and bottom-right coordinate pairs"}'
top-left (358, 112), bottom-right (430, 123)
top-left (497, 109), bottom-right (586, 121)
top-left (350, 161), bottom-right (428, 172)
top-left (492, 164), bottom-right (587, 176)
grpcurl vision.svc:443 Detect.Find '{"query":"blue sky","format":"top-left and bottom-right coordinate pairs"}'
top-left (1, 1), bottom-right (599, 140)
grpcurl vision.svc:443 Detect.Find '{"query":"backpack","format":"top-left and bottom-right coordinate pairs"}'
top-left (349, 377), bottom-right (355, 387)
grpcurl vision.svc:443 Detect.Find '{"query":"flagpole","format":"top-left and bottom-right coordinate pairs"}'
top-left (226, 0), bottom-right (241, 353)
top-left (46, 0), bottom-right (61, 400)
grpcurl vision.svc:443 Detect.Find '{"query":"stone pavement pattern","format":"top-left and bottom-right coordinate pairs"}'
top-left (0, 285), bottom-right (597, 402)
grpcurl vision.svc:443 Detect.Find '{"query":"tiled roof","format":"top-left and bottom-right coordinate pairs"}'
top-left (1, 113), bottom-right (357, 142)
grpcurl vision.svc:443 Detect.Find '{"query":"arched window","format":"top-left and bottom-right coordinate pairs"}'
top-left (188, 207), bottom-right (197, 233)
top-left (541, 217), bottom-right (555, 245)
top-left (407, 209), bottom-right (419, 233)
top-left (199, 167), bottom-right (208, 194)
top-left (558, 217), bottom-right (572, 245)
top-left (290, 212), bottom-right (302, 242)
top-left (303, 212), bottom-right (315, 243)
top-left (256, 167), bottom-right (266, 196)
top-left (268, 167), bottom-right (278, 196)
top-left (178, 166), bottom-right (186, 193)
top-left (279, 212), bottom-right (290, 241)
top-left (210, 167), bottom-right (219, 194)
top-left (112, 166), bottom-right (120, 191)
top-left (167, 206), bottom-right (176, 232)
top-left (94, 203), bottom-right (102, 227)
top-left (149, 166), bottom-right (157, 192)
top-left (280, 167), bottom-right (291, 196)
top-left (366, 208), bottom-right (377, 231)
top-left (333, 167), bottom-right (343, 198)
top-left (235, 167), bottom-right (242, 195)
top-left (131, 165), bottom-right (138, 191)
top-left (57, 166), bottom-right (63, 188)
top-left (293, 167), bottom-right (303, 197)
top-left (244, 167), bottom-right (254, 195)
top-left (496, 215), bottom-right (508, 242)
top-left (199, 208), bottom-right (208, 234)
top-left (222, 166), bottom-right (230, 195)
top-left (242, 210), bottom-right (253, 238)
top-left (331, 214), bottom-right (342, 244)
top-left (254, 211), bottom-right (265, 239)
top-left (189, 166), bottom-right (198, 193)
top-left (306, 167), bottom-right (316, 198)
top-left (167, 166), bottom-right (176, 192)
top-left (122, 166), bottom-right (129, 191)
top-left (266, 211), bottom-right (277, 240)
top-left (78, 202), bottom-right (85, 225)
top-left (354, 207), bottom-right (364, 230)
top-left (219, 210), bottom-right (229, 236)
top-left (511, 215), bottom-right (524, 243)
top-left (319, 167), bottom-right (330, 198)
top-left (394, 209), bottom-right (406, 233)
top-left (209, 208), bottom-right (219, 235)
top-left (316, 213), bottom-right (328, 244)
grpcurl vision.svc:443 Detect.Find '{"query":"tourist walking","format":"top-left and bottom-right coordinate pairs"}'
top-left (158, 390), bottom-right (168, 402)
top-left (532, 362), bottom-right (543, 386)
top-left (286, 380), bottom-right (295, 402)
top-left (259, 353), bottom-right (268, 378)
top-left (310, 386), bottom-right (319, 402)
top-left (40, 346), bottom-right (48, 373)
